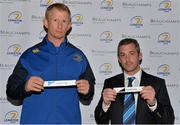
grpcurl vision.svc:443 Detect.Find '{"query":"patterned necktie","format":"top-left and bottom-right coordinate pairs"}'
top-left (123, 77), bottom-right (136, 124)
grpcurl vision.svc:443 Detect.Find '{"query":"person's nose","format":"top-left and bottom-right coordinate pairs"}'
top-left (126, 54), bottom-right (131, 62)
top-left (58, 21), bottom-right (63, 29)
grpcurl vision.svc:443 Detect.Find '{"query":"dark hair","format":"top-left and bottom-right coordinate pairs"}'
top-left (117, 38), bottom-right (141, 57)
top-left (43, 3), bottom-right (71, 32)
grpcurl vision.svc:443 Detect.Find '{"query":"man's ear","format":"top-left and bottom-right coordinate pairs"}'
top-left (43, 18), bottom-right (48, 29)
top-left (118, 57), bottom-right (121, 64)
top-left (43, 18), bottom-right (48, 32)
top-left (68, 22), bottom-right (72, 31)
top-left (139, 52), bottom-right (143, 64)
top-left (139, 52), bottom-right (143, 61)
top-left (118, 58), bottom-right (123, 70)
top-left (66, 22), bottom-right (72, 36)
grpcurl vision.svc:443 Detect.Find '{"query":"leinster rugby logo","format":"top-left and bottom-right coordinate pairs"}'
top-left (7, 44), bottom-right (21, 56)
top-left (73, 54), bottom-right (83, 62)
top-left (8, 11), bottom-right (23, 24)
top-left (158, 0), bottom-right (172, 12)
top-left (4, 110), bottom-right (19, 123)
top-left (130, 16), bottom-right (143, 28)
top-left (100, 0), bottom-right (114, 11)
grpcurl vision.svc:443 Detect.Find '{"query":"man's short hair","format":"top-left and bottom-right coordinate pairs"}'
top-left (117, 38), bottom-right (141, 57)
top-left (43, 3), bottom-right (71, 32)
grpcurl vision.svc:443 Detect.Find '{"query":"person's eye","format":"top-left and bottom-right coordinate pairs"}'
top-left (130, 52), bottom-right (135, 55)
top-left (53, 19), bottom-right (57, 22)
top-left (120, 53), bottom-right (125, 57)
top-left (62, 20), bottom-right (68, 24)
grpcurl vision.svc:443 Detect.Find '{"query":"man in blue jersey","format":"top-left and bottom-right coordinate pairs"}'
top-left (6, 3), bottom-right (95, 124)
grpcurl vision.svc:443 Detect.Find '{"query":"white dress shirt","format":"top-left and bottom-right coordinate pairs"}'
top-left (103, 69), bottom-right (157, 112)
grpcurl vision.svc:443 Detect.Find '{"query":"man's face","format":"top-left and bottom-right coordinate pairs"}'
top-left (118, 43), bottom-right (142, 75)
top-left (43, 8), bottom-right (71, 42)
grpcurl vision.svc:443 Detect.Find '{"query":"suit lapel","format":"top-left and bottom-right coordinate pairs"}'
top-left (112, 74), bottom-right (124, 88)
top-left (110, 74), bottom-right (125, 123)
top-left (118, 74), bottom-right (125, 123)
top-left (140, 71), bottom-right (149, 86)
top-left (136, 71), bottom-right (149, 123)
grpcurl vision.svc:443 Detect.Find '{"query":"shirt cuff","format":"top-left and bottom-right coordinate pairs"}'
top-left (102, 102), bottom-right (111, 112)
top-left (148, 99), bottom-right (157, 112)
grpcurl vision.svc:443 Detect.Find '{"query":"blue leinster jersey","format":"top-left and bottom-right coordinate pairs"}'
top-left (6, 35), bottom-right (95, 124)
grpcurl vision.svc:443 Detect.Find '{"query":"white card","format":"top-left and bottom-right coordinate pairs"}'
top-left (114, 86), bottom-right (144, 93)
top-left (44, 80), bottom-right (76, 87)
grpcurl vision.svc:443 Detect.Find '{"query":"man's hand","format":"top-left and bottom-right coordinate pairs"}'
top-left (25, 76), bottom-right (44, 92)
top-left (103, 88), bottom-right (117, 105)
top-left (76, 79), bottom-right (90, 95)
top-left (140, 86), bottom-right (156, 106)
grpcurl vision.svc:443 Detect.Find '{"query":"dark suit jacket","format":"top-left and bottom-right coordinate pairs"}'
top-left (95, 71), bottom-right (174, 124)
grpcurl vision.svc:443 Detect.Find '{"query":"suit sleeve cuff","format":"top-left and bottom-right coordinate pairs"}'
top-left (102, 102), bottom-right (111, 112)
top-left (148, 99), bottom-right (157, 112)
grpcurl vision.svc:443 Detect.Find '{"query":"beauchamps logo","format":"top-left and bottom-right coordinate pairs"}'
top-left (100, 0), bottom-right (113, 11)
top-left (8, 11), bottom-right (23, 24)
top-left (158, 0), bottom-right (172, 12)
top-left (149, 51), bottom-right (179, 57)
top-left (130, 16), bottom-right (143, 28)
top-left (157, 64), bottom-right (170, 76)
top-left (90, 114), bottom-right (94, 119)
top-left (62, 0), bottom-right (92, 6)
top-left (166, 83), bottom-right (179, 88)
top-left (141, 67), bottom-right (150, 71)
top-left (122, 1), bottom-right (152, 8)
top-left (100, 31), bottom-right (113, 43)
top-left (99, 63), bottom-right (112, 75)
top-left (0, 0), bottom-right (31, 3)
top-left (40, 0), bottom-right (55, 7)
top-left (69, 33), bottom-right (91, 39)
top-left (0, 63), bottom-right (15, 70)
top-left (92, 17), bottom-right (121, 24)
top-left (0, 97), bottom-right (8, 103)
top-left (7, 44), bottom-right (22, 56)
top-left (92, 49), bottom-right (116, 56)
top-left (122, 34), bottom-right (151, 39)
top-left (150, 19), bottom-right (179, 25)
top-left (158, 32), bottom-right (171, 45)
top-left (0, 30), bottom-right (30, 37)
top-left (71, 14), bottom-right (83, 26)
top-left (31, 15), bottom-right (44, 21)
top-left (4, 110), bottom-right (19, 123)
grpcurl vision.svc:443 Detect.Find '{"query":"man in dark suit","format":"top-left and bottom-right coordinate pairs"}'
top-left (95, 38), bottom-right (174, 124)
